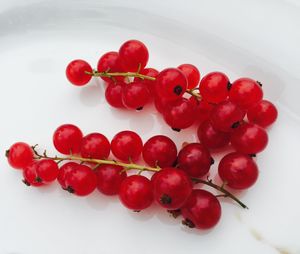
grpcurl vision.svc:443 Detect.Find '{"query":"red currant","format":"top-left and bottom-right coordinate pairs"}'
top-left (181, 189), bottom-right (221, 229)
top-left (105, 81), bottom-right (126, 108)
top-left (199, 72), bottom-right (229, 103)
top-left (95, 165), bottom-right (127, 195)
top-left (111, 131), bottom-right (143, 162)
top-left (23, 161), bottom-right (43, 187)
top-left (218, 152), bottom-right (258, 189)
top-left (231, 123), bottom-right (268, 154)
top-left (53, 124), bottom-right (83, 155)
top-left (134, 68), bottom-right (159, 96)
top-left (247, 100), bottom-right (278, 128)
top-left (229, 78), bottom-right (263, 109)
top-left (36, 159), bottom-right (59, 183)
top-left (177, 64), bottom-right (200, 89)
top-left (66, 59), bottom-right (92, 86)
top-left (189, 97), bottom-right (214, 124)
top-left (154, 95), bottom-right (169, 114)
top-left (81, 133), bottom-right (110, 159)
top-left (122, 81), bottom-right (150, 110)
top-left (152, 167), bottom-right (192, 210)
top-left (177, 143), bottom-right (212, 178)
top-left (7, 142), bottom-right (34, 169)
top-left (57, 162), bottom-right (78, 189)
top-left (142, 135), bottom-right (177, 167)
top-left (119, 40), bottom-right (149, 72)
top-left (119, 175), bottom-right (153, 211)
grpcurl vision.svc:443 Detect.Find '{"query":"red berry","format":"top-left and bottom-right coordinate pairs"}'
top-left (154, 95), bottom-right (169, 114)
top-left (95, 165), bottom-right (127, 195)
top-left (134, 68), bottom-right (159, 96)
top-left (177, 64), bottom-right (200, 89)
top-left (66, 59), bottom-right (92, 86)
top-left (247, 100), bottom-right (278, 128)
top-left (142, 135), bottom-right (177, 167)
top-left (181, 189), bottom-right (221, 229)
top-left (23, 161), bottom-right (43, 187)
top-left (81, 133), bottom-right (110, 159)
top-left (122, 81), bottom-right (150, 110)
top-left (199, 72), bottom-right (229, 103)
top-left (7, 142), bottom-right (34, 169)
top-left (231, 123), bottom-right (268, 154)
top-left (229, 78), bottom-right (263, 109)
top-left (53, 124), bottom-right (83, 155)
top-left (64, 164), bottom-right (97, 196)
top-left (163, 97), bottom-right (195, 131)
top-left (177, 143), bottom-right (212, 178)
top-left (119, 175), bottom-right (153, 210)
top-left (97, 51), bottom-right (124, 82)
top-left (189, 97), bottom-right (214, 124)
top-left (152, 168), bottom-right (192, 210)
top-left (155, 68), bottom-right (187, 101)
top-left (218, 152), bottom-right (258, 189)
top-left (197, 121), bottom-right (230, 149)
top-left (111, 131), bottom-right (143, 162)
top-left (105, 81), bottom-right (126, 108)
top-left (36, 159), bottom-right (59, 183)
top-left (210, 101), bottom-right (245, 132)
top-left (57, 162), bottom-right (78, 189)
top-left (119, 40), bottom-right (149, 72)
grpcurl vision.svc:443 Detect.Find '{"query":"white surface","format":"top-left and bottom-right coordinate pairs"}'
top-left (0, 0), bottom-right (299, 254)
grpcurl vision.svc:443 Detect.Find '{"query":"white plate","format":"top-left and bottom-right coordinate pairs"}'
top-left (0, 0), bottom-right (299, 254)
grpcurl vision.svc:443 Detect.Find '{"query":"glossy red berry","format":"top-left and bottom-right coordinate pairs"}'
top-left (134, 68), bottom-right (159, 96)
top-left (23, 161), bottom-right (43, 187)
top-left (152, 167), bottom-right (192, 210)
top-left (229, 78), bottom-right (263, 109)
top-left (111, 131), bottom-right (143, 162)
top-left (53, 124), bottom-right (83, 155)
top-left (119, 40), bottom-right (149, 72)
top-left (95, 165), bottom-right (127, 195)
top-left (154, 95), bottom-right (169, 114)
top-left (189, 97), bottom-right (214, 124)
top-left (247, 100), bottom-right (278, 128)
top-left (7, 142), bottom-right (34, 169)
top-left (177, 143), bottom-right (212, 178)
top-left (64, 164), bottom-right (97, 196)
top-left (122, 81), bottom-right (150, 110)
top-left (142, 135), bottom-right (177, 167)
top-left (197, 121), bottom-right (230, 149)
top-left (218, 152), bottom-right (258, 189)
top-left (36, 159), bottom-right (59, 183)
top-left (155, 68), bottom-right (187, 101)
top-left (177, 64), bottom-right (200, 89)
top-left (199, 72), bottom-right (229, 103)
top-left (231, 123), bottom-right (268, 154)
top-left (181, 189), bottom-right (221, 229)
top-left (57, 162), bottom-right (78, 189)
top-left (105, 81), bottom-right (126, 108)
top-left (81, 133), bottom-right (110, 159)
top-left (210, 101), bottom-right (245, 132)
top-left (119, 175), bottom-right (153, 210)
top-left (66, 59), bottom-right (92, 86)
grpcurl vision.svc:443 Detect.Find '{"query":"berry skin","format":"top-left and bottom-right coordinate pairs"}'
top-left (197, 120), bottom-right (230, 149)
top-left (119, 40), bottom-right (149, 72)
top-left (7, 142), bottom-right (34, 169)
top-left (134, 68), bottom-right (159, 96)
top-left (189, 97), bottom-right (214, 124)
top-left (53, 124), bottom-right (83, 155)
top-left (105, 81), bottom-right (126, 108)
top-left (229, 78), bottom-right (263, 109)
top-left (142, 135), bottom-right (177, 167)
top-left (57, 162), bottom-right (79, 189)
top-left (247, 100), bottom-right (278, 128)
top-left (154, 95), bottom-right (169, 114)
top-left (231, 123), bottom-right (268, 154)
top-left (210, 101), bottom-right (245, 132)
top-left (23, 161), bottom-right (43, 187)
top-left (36, 159), bottom-right (59, 183)
top-left (111, 131), bottom-right (143, 162)
top-left (64, 164), bottom-right (97, 196)
top-left (177, 143), bottom-right (212, 178)
top-left (95, 165), bottom-right (127, 195)
top-left (163, 97), bottom-right (195, 131)
top-left (81, 133), bottom-right (110, 159)
top-left (119, 175), bottom-right (153, 211)
top-left (122, 81), bottom-right (150, 110)
top-left (199, 72), bottom-right (229, 103)
top-left (152, 167), bottom-right (192, 210)
top-left (97, 51), bottom-right (124, 82)
top-left (66, 59), bottom-right (92, 86)
top-left (177, 64), bottom-right (200, 89)
top-left (218, 152), bottom-right (258, 189)
top-left (181, 189), bottom-right (221, 230)
top-left (155, 68), bottom-right (187, 101)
